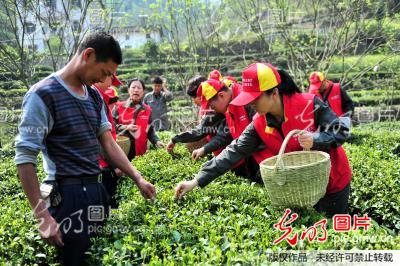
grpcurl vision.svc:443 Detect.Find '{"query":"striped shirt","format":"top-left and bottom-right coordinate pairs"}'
top-left (14, 73), bottom-right (111, 180)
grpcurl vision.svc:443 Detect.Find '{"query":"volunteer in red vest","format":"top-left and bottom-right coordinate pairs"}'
top-left (113, 78), bottom-right (164, 161)
top-left (189, 75), bottom-right (243, 159)
top-left (189, 78), bottom-right (269, 183)
top-left (309, 71), bottom-right (354, 125)
top-left (175, 63), bottom-right (352, 216)
top-left (93, 74), bottom-right (124, 208)
top-left (166, 75), bottom-right (228, 156)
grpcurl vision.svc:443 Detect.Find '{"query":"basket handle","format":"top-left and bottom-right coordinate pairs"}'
top-left (274, 129), bottom-right (310, 169)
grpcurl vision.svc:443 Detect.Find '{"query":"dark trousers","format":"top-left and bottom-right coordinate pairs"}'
top-left (233, 156), bottom-right (263, 184)
top-left (101, 168), bottom-right (120, 209)
top-left (48, 182), bottom-right (109, 266)
top-left (314, 183), bottom-right (351, 217)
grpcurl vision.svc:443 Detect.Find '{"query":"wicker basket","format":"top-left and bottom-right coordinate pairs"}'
top-left (185, 137), bottom-right (208, 153)
top-left (116, 135), bottom-right (131, 156)
top-left (260, 129), bottom-right (331, 208)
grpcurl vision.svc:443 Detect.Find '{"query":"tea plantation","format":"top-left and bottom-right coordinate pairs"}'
top-left (0, 122), bottom-right (399, 265)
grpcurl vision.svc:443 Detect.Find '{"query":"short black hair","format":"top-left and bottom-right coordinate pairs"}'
top-left (128, 78), bottom-right (146, 91)
top-left (151, 76), bottom-right (163, 84)
top-left (186, 75), bottom-right (207, 97)
top-left (78, 32), bottom-right (122, 65)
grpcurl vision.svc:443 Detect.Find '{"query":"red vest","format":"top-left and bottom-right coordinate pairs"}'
top-left (225, 83), bottom-right (269, 164)
top-left (311, 83), bottom-right (344, 116)
top-left (116, 101), bottom-right (151, 156)
top-left (253, 93), bottom-right (352, 194)
top-left (95, 86), bottom-right (116, 139)
top-left (95, 86), bottom-right (117, 168)
top-left (225, 83), bottom-right (250, 139)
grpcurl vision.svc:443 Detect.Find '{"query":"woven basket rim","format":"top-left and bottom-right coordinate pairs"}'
top-left (117, 135), bottom-right (130, 141)
top-left (260, 150), bottom-right (330, 170)
top-left (116, 135), bottom-right (130, 155)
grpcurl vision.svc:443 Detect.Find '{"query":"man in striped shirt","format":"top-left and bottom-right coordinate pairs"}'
top-left (15, 32), bottom-right (156, 265)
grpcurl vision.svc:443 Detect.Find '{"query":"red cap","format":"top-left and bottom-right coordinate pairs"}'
top-left (208, 70), bottom-right (222, 81)
top-left (112, 74), bottom-right (122, 87)
top-left (197, 79), bottom-right (225, 110)
top-left (308, 72), bottom-right (325, 93)
top-left (230, 63), bottom-right (281, 106)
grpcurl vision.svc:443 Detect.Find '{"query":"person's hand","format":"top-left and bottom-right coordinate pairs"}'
top-left (298, 132), bottom-right (314, 150)
top-left (37, 213), bottom-right (64, 247)
top-left (174, 179), bottom-right (198, 199)
top-left (136, 178), bottom-right (156, 200)
top-left (114, 168), bottom-right (123, 177)
top-left (192, 147), bottom-right (205, 160)
top-left (156, 141), bottom-right (164, 149)
top-left (166, 141), bottom-right (175, 153)
top-left (127, 124), bottom-right (139, 133)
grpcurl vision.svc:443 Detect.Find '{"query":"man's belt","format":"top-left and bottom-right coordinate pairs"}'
top-left (56, 175), bottom-right (102, 185)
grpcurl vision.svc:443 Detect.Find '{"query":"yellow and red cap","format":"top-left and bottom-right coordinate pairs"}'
top-left (222, 76), bottom-right (237, 88)
top-left (309, 71), bottom-right (325, 93)
top-left (208, 70), bottom-right (222, 81)
top-left (230, 63), bottom-right (281, 106)
top-left (197, 79), bottom-right (225, 110)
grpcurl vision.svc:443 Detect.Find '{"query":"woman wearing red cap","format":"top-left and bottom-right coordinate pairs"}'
top-left (175, 63), bottom-right (352, 216)
top-left (113, 79), bottom-right (164, 161)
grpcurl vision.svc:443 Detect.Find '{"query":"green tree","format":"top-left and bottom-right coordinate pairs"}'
top-left (143, 39), bottom-right (160, 62)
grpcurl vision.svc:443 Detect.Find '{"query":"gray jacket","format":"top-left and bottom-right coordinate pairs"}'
top-left (143, 91), bottom-right (173, 131)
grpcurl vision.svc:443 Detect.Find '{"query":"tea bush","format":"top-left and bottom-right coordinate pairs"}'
top-left (0, 126), bottom-right (399, 265)
top-left (345, 122), bottom-right (400, 231)
top-left (86, 131), bottom-right (400, 264)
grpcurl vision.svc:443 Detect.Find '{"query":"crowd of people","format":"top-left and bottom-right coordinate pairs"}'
top-left (14, 32), bottom-right (355, 265)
